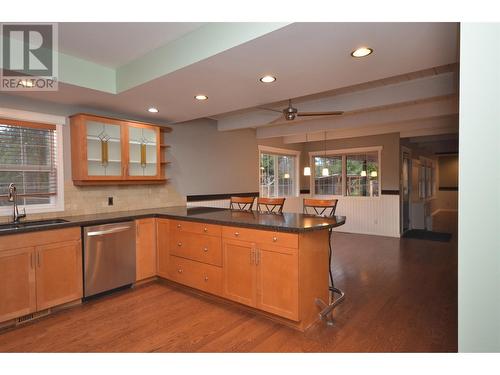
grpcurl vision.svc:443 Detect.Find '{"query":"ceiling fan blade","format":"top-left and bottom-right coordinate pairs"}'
top-left (297, 111), bottom-right (344, 117)
top-left (257, 107), bottom-right (283, 113)
top-left (265, 115), bottom-right (286, 125)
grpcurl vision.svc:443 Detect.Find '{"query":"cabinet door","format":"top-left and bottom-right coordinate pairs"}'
top-left (256, 244), bottom-right (299, 321)
top-left (157, 219), bottom-right (170, 278)
top-left (85, 119), bottom-right (125, 178)
top-left (136, 218), bottom-right (157, 280)
top-left (0, 247), bottom-right (36, 323)
top-left (127, 125), bottom-right (160, 178)
top-left (35, 240), bottom-right (83, 310)
top-left (222, 239), bottom-right (256, 307)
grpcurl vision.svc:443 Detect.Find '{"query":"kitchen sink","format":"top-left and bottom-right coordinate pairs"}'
top-left (0, 218), bottom-right (69, 231)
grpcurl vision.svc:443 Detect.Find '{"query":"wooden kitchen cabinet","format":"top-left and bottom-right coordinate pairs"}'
top-left (136, 218), bottom-right (157, 281)
top-left (70, 113), bottom-right (171, 185)
top-left (0, 247), bottom-right (36, 323)
top-left (0, 227), bottom-right (82, 323)
top-left (35, 240), bottom-right (83, 310)
top-left (256, 244), bottom-right (299, 321)
top-left (222, 239), bottom-right (256, 307)
top-left (156, 218), bottom-right (170, 278)
top-left (221, 233), bottom-right (299, 321)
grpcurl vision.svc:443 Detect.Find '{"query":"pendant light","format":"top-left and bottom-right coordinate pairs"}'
top-left (303, 133), bottom-right (311, 176)
top-left (321, 131), bottom-right (329, 177)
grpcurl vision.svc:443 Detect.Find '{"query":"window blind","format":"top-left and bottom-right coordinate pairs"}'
top-left (0, 118), bottom-right (58, 207)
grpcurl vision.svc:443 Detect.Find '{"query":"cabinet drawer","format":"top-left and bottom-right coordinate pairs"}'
top-left (168, 256), bottom-right (222, 296)
top-left (170, 220), bottom-right (221, 237)
top-left (171, 232), bottom-right (222, 266)
top-left (222, 226), bottom-right (298, 248)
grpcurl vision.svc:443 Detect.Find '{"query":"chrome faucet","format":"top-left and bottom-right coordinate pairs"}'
top-left (7, 183), bottom-right (26, 223)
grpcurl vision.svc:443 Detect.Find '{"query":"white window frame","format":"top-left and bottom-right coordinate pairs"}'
top-left (0, 107), bottom-right (65, 216)
top-left (418, 156), bottom-right (436, 200)
top-left (309, 146), bottom-right (383, 199)
top-left (258, 145), bottom-right (300, 197)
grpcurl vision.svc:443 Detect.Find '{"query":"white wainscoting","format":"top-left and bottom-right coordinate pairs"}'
top-left (188, 193), bottom-right (400, 238)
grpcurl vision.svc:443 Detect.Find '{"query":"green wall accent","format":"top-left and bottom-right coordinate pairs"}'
top-left (116, 22), bottom-right (290, 92)
top-left (2, 23), bottom-right (290, 94)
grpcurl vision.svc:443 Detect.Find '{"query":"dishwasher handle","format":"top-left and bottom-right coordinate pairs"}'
top-left (86, 226), bottom-right (133, 237)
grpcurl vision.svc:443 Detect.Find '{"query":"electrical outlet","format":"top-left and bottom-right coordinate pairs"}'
top-left (108, 197), bottom-right (113, 206)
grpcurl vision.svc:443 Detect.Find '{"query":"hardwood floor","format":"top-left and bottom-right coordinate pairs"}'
top-left (0, 212), bottom-right (457, 352)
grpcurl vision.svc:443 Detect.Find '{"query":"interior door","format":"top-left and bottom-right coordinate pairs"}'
top-left (222, 239), bottom-right (256, 307)
top-left (0, 247), bottom-right (36, 323)
top-left (256, 244), bottom-right (299, 321)
top-left (36, 240), bottom-right (83, 310)
top-left (402, 152), bottom-right (411, 232)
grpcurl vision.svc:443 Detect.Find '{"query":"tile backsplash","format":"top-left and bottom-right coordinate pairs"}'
top-left (0, 181), bottom-right (186, 222)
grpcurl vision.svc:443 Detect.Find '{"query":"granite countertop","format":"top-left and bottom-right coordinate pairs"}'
top-left (0, 206), bottom-right (346, 236)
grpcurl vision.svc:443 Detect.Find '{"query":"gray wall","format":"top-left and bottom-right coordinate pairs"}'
top-left (459, 23), bottom-right (500, 352)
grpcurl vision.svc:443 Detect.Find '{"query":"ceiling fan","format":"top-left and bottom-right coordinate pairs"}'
top-left (260, 99), bottom-right (344, 125)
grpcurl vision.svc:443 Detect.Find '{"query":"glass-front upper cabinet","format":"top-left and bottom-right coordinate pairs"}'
top-left (127, 125), bottom-right (159, 177)
top-left (85, 120), bottom-right (123, 176)
top-left (70, 114), bottom-right (170, 185)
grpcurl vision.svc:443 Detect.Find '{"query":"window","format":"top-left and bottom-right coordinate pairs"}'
top-left (346, 152), bottom-right (379, 197)
top-left (418, 157), bottom-right (436, 199)
top-left (314, 155), bottom-right (342, 195)
top-left (310, 147), bottom-right (381, 197)
top-left (0, 116), bottom-right (63, 213)
top-left (259, 146), bottom-right (299, 198)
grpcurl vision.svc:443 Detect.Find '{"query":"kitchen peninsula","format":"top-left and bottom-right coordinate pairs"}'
top-left (0, 207), bottom-right (345, 332)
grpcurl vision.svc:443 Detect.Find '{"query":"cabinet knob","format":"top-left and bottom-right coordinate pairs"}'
top-left (272, 236), bottom-right (278, 242)
top-left (204, 276), bottom-right (209, 282)
top-left (177, 242), bottom-right (182, 247)
top-left (203, 247), bottom-right (208, 252)
top-left (177, 269), bottom-right (183, 274)
top-left (203, 227), bottom-right (208, 232)
top-left (177, 224), bottom-right (182, 228)
top-left (234, 232), bottom-right (240, 237)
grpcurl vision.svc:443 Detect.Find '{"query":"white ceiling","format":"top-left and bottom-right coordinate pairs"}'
top-left (5, 22), bottom-right (459, 136)
top-left (58, 22), bottom-right (204, 68)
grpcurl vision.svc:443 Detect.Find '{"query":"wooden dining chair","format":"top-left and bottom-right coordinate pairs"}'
top-left (257, 197), bottom-right (286, 213)
top-left (303, 198), bottom-right (338, 217)
top-left (302, 198), bottom-right (344, 324)
top-left (229, 196), bottom-right (255, 210)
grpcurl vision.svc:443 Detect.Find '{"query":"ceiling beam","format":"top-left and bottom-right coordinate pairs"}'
top-left (257, 96), bottom-right (457, 139)
top-left (283, 115), bottom-right (458, 143)
top-left (217, 71), bottom-right (456, 131)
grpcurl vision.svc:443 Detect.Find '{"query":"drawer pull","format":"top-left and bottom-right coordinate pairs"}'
top-left (177, 224), bottom-right (182, 229)
top-left (177, 268), bottom-right (183, 274)
top-left (272, 236), bottom-right (278, 242)
top-left (204, 276), bottom-right (209, 282)
top-left (203, 227), bottom-right (208, 232)
top-left (177, 242), bottom-right (182, 247)
top-left (234, 231), bottom-right (240, 237)
top-left (203, 247), bottom-right (208, 252)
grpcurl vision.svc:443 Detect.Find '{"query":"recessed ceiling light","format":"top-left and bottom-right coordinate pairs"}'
top-left (260, 75), bottom-right (276, 83)
top-left (148, 107), bottom-right (159, 113)
top-left (351, 47), bottom-right (373, 58)
top-left (195, 94), bottom-right (208, 101)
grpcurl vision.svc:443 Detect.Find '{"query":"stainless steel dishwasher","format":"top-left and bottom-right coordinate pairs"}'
top-left (83, 221), bottom-right (136, 298)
